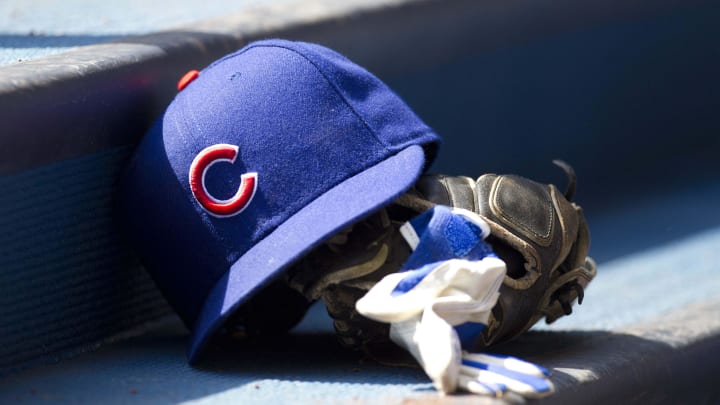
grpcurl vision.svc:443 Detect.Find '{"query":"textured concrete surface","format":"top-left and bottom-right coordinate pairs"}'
top-left (0, 0), bottom-right (294, 65)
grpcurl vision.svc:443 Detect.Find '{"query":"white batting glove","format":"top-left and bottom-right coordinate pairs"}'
top-left (355, 206), bottom-right (554, 398)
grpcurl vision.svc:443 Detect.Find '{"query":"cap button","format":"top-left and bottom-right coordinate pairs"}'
top-left (177, 70), bottom-right (200, 91)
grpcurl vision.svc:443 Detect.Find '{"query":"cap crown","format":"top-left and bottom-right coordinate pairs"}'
top-left (119, 40), bottom-right (439, 331)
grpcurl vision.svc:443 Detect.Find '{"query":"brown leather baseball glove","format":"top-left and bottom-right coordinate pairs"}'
top-left (282, 161), bottom-right (596, 359)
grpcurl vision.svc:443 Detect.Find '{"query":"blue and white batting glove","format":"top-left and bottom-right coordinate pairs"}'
top-left (355, 206), bottom-right (554, 398)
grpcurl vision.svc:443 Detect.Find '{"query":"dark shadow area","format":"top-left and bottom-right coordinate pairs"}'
top-left (492, 331), bottom-right (720, 404)
top-left (0, 33), bottom-right (121, 49)
top-left (196, 333), bottom-right (427, 384)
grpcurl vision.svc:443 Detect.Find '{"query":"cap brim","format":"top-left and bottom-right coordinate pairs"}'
top-left (188, 144), bottom-right (426, 363)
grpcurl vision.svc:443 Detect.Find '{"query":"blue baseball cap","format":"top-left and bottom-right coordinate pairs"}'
top-left (117, 39), bottom-right (441, 363)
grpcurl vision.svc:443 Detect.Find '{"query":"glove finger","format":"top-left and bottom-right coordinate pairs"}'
top-left (417, 306), bottom-right (461, 394)
top-left (460, 361), bottom-right (555, 398)
top-left (457, 373), bottom-right (506, 397)
top-left (462, 352), bottom-right (550, 377)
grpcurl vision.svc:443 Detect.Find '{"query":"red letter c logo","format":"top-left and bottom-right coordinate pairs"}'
top-left (189, 144), bottom-right (257, 217)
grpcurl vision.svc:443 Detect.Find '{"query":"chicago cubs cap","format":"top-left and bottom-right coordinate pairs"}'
top-left (117, 39), bottom-right (440, 363)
